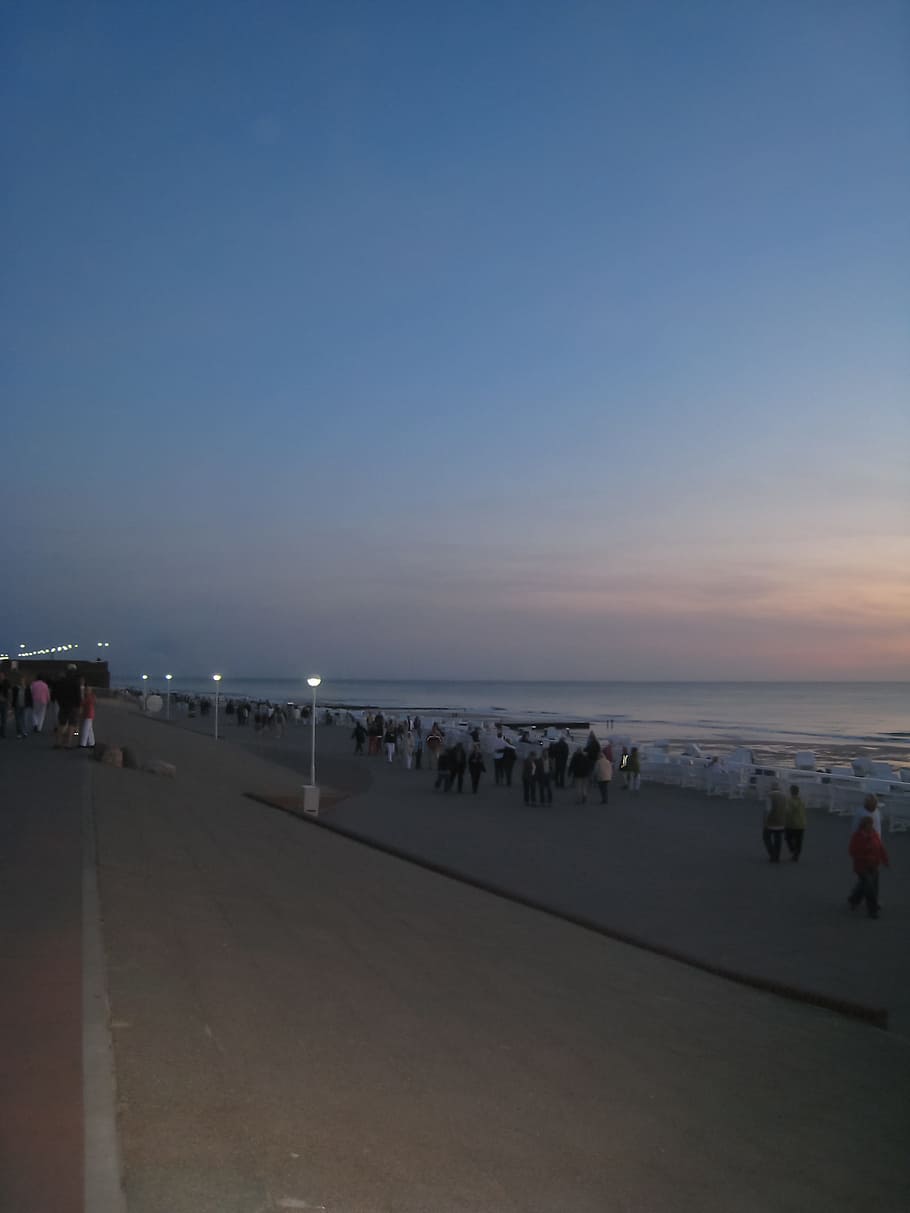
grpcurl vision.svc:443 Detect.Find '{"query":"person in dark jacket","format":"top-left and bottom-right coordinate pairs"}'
top-left (501, 742), bottom-right (517, 787)
top-left (452, 743), bottom-right (467, 793)
top-left (0, 671), bottom-right (9, 738)
top-left (536, 751), bottom-right (553, 804)
top-left (468, 744), bottom-right (486, 794)
top-left (553, 736), bottom-right (570, 788)
top-left (521, 754), bottom-right (538, 805)
top-left (54, 668), bottom-right (82, 749)
top-left (434, 748), bottom-right (452, 791)
top-left (568, 748), bottom-right (591, 803)
top-left (9, 676), bottom-right (27, 739)
top-left (584, 730), bottom-right (601, 765)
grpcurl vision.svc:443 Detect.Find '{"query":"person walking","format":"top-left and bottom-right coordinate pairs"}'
top-left (351, 721), bottom-right (366, 754)
top-left (493, 731), bottom-right (506, 785)
top-left (593, 751), bottom-right (613, 804)
top-left (501, 741), bottom-right (517, 788)
top-left (521, 754), bottom-right (538, 805)
top-left (553, 735), bottom-right (570, 788)
top-left (785, 784), bottom-right (807, 861)
top-left (627, 746), bottom-right (641, 793)
top-left (434, 747), bottom-right (452, 791)
top-left (9, 676), bottom-right (27, 739)
top-left (29, 674), bottom-right (50, 734)
top-left (426, 724), bottom-right (444, 771)
top-left (468, 744), bottom-right (486, 794)
top-left (851, 793), bottom-right (882, 838)
top-left (79, 682), bottom-right (96, 749)
top-left (54, 667), bottom-right (82, 748)
top-left (536, 751), bottom-right (553, 804)
top-left (620, 745), bottom-right (630, 789)
top-left (847, 816), bottom-right (889, 918)
top-left (568, 748), bottom-right (591, 804)
top-left (0, 670), bottom-right (9, 739)
top-left (763, 782), bottom-right (787, 863)
top-left (413, 729), bottom-right (423, 770)
top-left (452, 743), bottom-right (468, 792)
top-left (383, 726), bottom-right (397, 763)
top-left (402, 730), bottom-right (415, 770)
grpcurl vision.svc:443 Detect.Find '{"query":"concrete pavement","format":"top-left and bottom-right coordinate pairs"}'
top-left (3, 701), bottom-right (910, 1211)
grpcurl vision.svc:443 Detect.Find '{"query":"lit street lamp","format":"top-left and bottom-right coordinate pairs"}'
top-left (165, 673), bottom-right (173, 720)
top-left (304, 676), bottom-right (322, 815)
top-left (213, 674), bottom-right (222, 740)
top-left (141, 673), bottom-right (149, 710)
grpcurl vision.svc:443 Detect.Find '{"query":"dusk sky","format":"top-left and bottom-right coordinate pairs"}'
top-left (3, 1), bottom-right (908, 681)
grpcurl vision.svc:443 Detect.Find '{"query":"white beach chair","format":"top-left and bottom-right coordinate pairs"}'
top-left (886, 790), bottom-right (910, 833)
top-left (641, 753), bottom-right (671, 783)
top-left (867, 761), bottom-right (898, 781)
top-left (679, 756), bottom-right (708, 795)
top-left (824, 776), bottom-right (864, 816)
top-left (706, 765), bottom-right (748, 799)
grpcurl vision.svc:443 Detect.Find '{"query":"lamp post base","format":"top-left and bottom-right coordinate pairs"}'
top-left (301, 785), bottom-right (321, 816)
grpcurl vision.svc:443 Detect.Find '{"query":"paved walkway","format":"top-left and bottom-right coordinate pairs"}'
top-left (3, 701), bottom-right (910, 1211)
top-left (1, 736), bottom-right (84, 1213)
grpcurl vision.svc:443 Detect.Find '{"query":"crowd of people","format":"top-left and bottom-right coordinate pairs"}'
top-left (345, 713), bottom-right (645, 806)
top-left (0, 665), bottom-right (97, 749)
top-left (352, 713), bottom-right (892, 919)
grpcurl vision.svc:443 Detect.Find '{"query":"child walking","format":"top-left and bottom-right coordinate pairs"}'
top-left (847, 816), bottom-right (889, 919)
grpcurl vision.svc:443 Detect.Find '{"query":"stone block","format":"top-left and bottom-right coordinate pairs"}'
top-left (143, 759), bottom-right (176, 778)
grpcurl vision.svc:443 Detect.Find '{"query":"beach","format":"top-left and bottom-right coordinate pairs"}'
top-left (123, 678), bottom-right (910, 770)
top-left (5, 697), bottom-right (909, 1212)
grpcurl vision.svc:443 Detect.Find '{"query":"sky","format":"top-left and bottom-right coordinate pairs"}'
top-left (3, 1), bottom-right (908, 681)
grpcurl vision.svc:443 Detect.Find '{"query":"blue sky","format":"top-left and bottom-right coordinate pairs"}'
top-left (3, 1), bottom-right (908, 680)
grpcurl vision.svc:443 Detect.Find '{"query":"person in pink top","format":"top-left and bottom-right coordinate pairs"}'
top-left (29, 675), bottom-right (51, 734)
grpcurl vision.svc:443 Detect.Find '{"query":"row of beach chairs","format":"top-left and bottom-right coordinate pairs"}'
top-left (640, 749), bottom-right (910, 834)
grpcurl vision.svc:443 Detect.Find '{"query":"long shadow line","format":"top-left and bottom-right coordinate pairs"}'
top-left (244, 792), bottom-right (889, 1032)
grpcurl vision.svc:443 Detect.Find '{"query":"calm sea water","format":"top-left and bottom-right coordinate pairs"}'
top-left (124, 677), bottom-right (909, 758)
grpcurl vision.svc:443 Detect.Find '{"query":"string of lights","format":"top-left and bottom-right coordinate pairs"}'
top-left (2, 641), bottom-right (111, 660)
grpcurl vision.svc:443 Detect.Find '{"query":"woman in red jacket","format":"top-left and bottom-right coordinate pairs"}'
top-left (847, 816), bottom-right (890, 919)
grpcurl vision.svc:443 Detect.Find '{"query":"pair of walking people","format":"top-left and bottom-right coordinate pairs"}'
top-left (521, 753), bottom-right (553, 805)
top-left (763, 783), bottom-right (807, 862)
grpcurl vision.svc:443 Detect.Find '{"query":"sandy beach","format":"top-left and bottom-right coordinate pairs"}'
top-left (5, 697), bottom-right (909, 1212)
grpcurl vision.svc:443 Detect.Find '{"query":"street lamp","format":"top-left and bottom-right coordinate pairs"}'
top-left (213, 674), bottom-right (222, 740)
top-left (303, 676), bottom-right (322, 815)
top-left (141, 673), bottom-right (149, 710)
top-left (165, 673), bottom-right (173, 720)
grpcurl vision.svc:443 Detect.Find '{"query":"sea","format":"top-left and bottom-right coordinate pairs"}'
top-left (120, 677), bottom-right (909, 764)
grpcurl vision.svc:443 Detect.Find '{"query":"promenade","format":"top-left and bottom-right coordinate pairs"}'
top-left (2, 700), bottom-right (909, 1212)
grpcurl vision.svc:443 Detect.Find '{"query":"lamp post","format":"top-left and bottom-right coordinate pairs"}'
top-left (213, 674), bottom-right (222, 740)
top-left (141, 673), bottom-right (149, 711)
top-left (303, 676), bottom-right (322, 814)
top-left (165, 673), bottom-right (173, 720)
